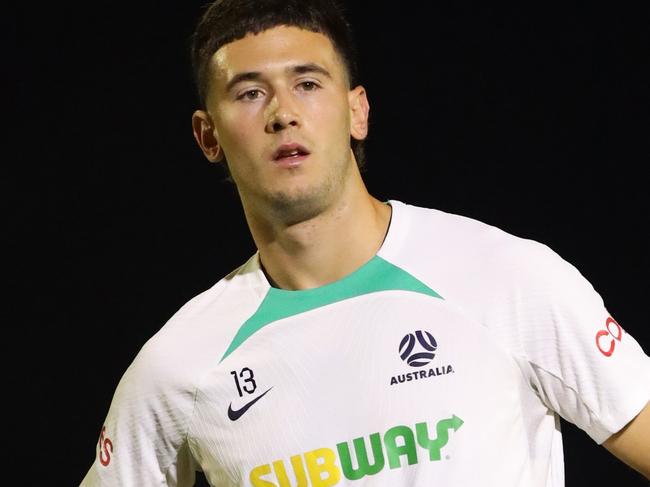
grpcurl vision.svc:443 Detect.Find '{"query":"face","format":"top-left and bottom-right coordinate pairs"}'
top-left (193, 25), bottom-right (369, 223)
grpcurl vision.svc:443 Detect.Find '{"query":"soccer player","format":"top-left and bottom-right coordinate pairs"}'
top-left (80, 0), bottom-right (650, 485)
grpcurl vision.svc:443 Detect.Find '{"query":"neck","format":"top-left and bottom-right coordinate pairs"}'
top-left (243, 174), bottom-right (392, 290)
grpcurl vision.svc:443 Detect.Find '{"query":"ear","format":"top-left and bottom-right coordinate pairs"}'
top-left (348, 85), bottom-right (370, 141)
top-left (192, 110), bottom-right (223, 163)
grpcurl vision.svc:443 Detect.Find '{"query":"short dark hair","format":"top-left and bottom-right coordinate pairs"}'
top-left (190, 0), bottom-right (366, 170)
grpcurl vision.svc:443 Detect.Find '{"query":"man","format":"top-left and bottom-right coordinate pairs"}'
top-left (81, 0), bottom-right (650, 485)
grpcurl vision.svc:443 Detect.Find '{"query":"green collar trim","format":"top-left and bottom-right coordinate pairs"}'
top-left (220, 255), bottom-right (442, 362)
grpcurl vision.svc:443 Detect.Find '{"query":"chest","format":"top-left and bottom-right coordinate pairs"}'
top-left (189, 293), bottom-right (533, 486)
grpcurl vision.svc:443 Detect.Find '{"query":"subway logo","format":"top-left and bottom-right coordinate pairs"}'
top-left (250, 415), bottom-right (464, 486)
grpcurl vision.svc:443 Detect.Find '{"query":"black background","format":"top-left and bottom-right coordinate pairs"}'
top-left (9, 1), bottom-right (649, 485)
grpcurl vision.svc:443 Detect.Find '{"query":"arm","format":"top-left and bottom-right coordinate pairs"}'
top-left (603, 401), bottom-right (650, 480)
top-left (488, 240), bottom-right (650, 472)
top-left (80, 341), bottom-right (198, 486)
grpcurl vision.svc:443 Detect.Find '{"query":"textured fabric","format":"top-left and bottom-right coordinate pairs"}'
top-left (80, 200), bottom-right (650, 487)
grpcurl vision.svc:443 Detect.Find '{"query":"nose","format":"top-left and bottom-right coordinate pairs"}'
top-left (264, 90), bottom-right (300, 133)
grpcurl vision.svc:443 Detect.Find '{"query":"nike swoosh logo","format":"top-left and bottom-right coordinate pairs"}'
top-left (227, 387), bottom-right (273, 421)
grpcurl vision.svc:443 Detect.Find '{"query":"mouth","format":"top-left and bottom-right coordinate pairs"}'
top-left (272, 143), bottom-right (310, 166)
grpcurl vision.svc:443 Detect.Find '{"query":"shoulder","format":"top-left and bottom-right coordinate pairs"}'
top-left (125, 255), bottom-right (268, 390)
top-left (390, 199), bottom-right (573, 278)
top-left (385, 200), bottom-right (600, 315)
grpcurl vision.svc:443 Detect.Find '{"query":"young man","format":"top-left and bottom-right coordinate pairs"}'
top-left (81, 0), bottom-right (650, 485)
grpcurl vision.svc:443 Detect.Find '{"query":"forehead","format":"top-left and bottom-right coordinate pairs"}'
top-left (209, 25), bottom-right (345, 85)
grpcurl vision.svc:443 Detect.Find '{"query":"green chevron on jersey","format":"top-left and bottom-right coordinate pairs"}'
top-left (220, 255), bottom-right (442, 361)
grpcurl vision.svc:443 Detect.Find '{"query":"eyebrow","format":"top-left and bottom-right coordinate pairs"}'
top-left (225, 63), bottom-right (332, 92)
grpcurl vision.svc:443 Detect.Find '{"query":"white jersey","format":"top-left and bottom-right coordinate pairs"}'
top-left (81, 200), bottom-right (650, 487)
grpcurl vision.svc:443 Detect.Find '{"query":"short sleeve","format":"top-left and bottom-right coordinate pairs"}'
top-left (507, 242), bottom-right (650, 444)
top-left (80, 340), bottom-right (198, 486)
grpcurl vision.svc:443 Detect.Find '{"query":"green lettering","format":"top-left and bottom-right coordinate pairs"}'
top-left (337, 433), bottom-right (385, 480)
top-left (416, 415), bottom-right (464, 461)
top-left (383, 425), bottom-right (418, 469)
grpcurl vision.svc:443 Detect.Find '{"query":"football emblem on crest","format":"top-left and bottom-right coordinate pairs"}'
top-left (399, 330), bottom-right (437, 367)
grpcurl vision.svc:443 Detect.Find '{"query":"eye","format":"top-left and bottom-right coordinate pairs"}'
top-left (298, 81), bottom-right (320, 91)
top-left (237, 89), bottom-right (263, 101)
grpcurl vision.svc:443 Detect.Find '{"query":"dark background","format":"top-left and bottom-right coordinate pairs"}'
top-left (10, 1), bottom-right (649, 485)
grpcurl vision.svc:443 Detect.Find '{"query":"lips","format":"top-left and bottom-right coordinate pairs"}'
top-left (272, 143), bottom-right (310, 161)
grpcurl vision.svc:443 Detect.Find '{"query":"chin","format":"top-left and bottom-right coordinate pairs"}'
top-left (266, 183), bottom-right (334, 225)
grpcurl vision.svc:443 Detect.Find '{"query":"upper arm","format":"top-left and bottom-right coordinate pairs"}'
top-left (501, 242), bottom-right (650, 443)
top-left (80, 343), bottom-right (198, 486)
top-left (603, 401), bottom-right (650, 480)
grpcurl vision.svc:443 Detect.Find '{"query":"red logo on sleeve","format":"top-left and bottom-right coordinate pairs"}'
top-left (98, 425), bottom-right (113, 466)
top-left (595, 316), bottom-right (624, 357)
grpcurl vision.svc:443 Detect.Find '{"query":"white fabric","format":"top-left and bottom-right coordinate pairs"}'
top-left (80, 200), bottom-right (650, 487)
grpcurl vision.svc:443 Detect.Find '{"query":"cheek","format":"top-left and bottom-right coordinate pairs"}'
top-left (307, 95), bottom-right (351, 141)
top-left (216, 108), bottom-right (261, 154)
